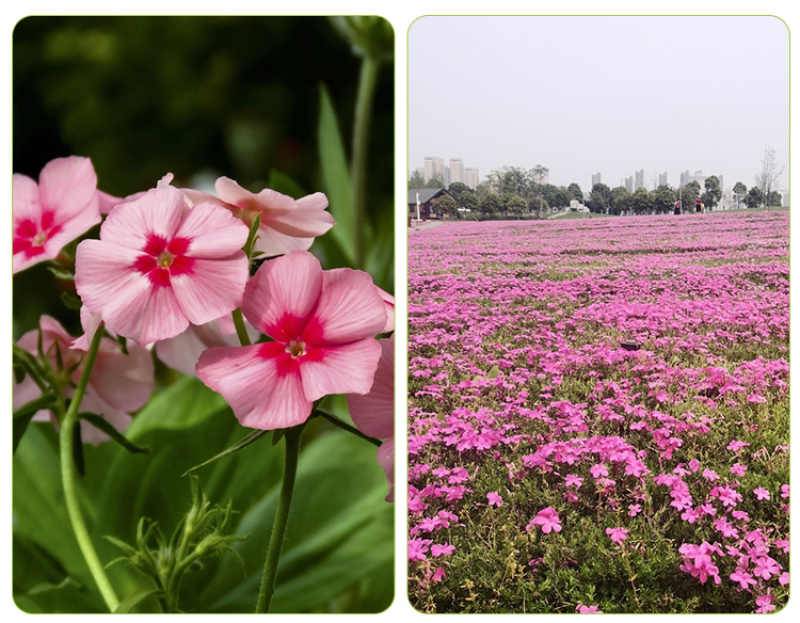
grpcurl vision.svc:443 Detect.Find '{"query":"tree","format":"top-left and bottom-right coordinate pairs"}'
top-left (480, 193), bottom-right (501, 219)
top-left (425, 175), bottom-right (445, 189)
top-left (588, 183), bottom-right (612, 213)
top-left (460, 190), bottom-right (478, 214)
top-left (733, 182), bottom-right (747, 209)
top-left (433, 194), bottom-right (458, 219)
top-left (553, 187), bottom-right (573, 211)
top-left (755, 145), bottom-right (785, 209)
top-left (680, 181), bottom-right (701, 212)
top-left (567, 183), bottom-right (583, 203)
top-left (630, 188), bottom-right (654, 215)
top-left (408, 170), bottom-right (425, 189)
top-left (702, 175), bottom-right (721, 210)
top-left (653, 185), bottom-right (676, 214)
top-left (768, 190), bottom-right (783, 207)
top-left (744, 186), bottom-right (763, 209)
top-left (448, 181), bottom-right (469, 202)
top-left (506, 195), bottom-right (528, 219)
top-left (610, 186), bottom-right (630, 215)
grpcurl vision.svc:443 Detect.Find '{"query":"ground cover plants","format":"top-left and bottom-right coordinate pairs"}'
top-left (407, 211), bottom-right (789, 613)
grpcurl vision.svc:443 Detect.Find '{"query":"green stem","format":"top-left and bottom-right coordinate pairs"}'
top-left (255, 423), bottom-right (306, 613)
top-left (351, 54), bottom-right (380, 270)
top-left (60, 324), bottom-right (120, 612)
top-left (313, 409), bottom-right (381, 447)
top-left (232, 308), bottom-right (251, 346)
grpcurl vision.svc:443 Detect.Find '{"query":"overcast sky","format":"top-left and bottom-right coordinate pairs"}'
top-left (408, 16), bottom-right (790, 193)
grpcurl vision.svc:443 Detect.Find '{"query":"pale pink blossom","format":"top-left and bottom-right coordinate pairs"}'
top-left (755, 592), bottom-right (775, 613)
top-left (753, 487), bottom-right (770, 501)
top-left (13, 156), bottom-right (102, 273)
top-left (576, 605), bottom-right (603, 613)
top-left (430, 543), bottom-right (455, 557)
top-left (183, 176), bottom-right (335, 257)
top-left (348, 336), bottom-right (395, 502)
top-left (606, 526), bottom-right (629, 544)
top-left (197, 251), bottom-right (385, 431)
top-left (526, 507), bottom-right (562, 534)
top-left (75, 186), bottom-right (250, 346)
top-left (12, 316), bottom-right (154, 444)
top-left (431, 567), bottom-right (447, 582)
top-left (486, 491), bottom-right (503, 507)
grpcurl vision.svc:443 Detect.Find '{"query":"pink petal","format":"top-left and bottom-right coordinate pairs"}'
top-left (173, 202), bottom-right (250, 258)
top-left (37, 156), bottom-right (98, 222)
top-left (299, 339), bottom-right (382, 401)
top-left (99, 186), bottom-right (186, 249)
top-left (377, 437), bottom-right (394, 502)
top-left (41, 200), bottom-right (102, 254)
top-left (253, 226), bottom-right (316, 256)
top-left (303, 268), bottom-right (387, 346)
top-left (215, 177), bottom-right (296, 215)
top-left (89, 341), bottom-right (154, 412)
top-left (347, 336), bottom-right (394, 438)
top-left (78, 390), bottom-right (133, 445)
top-left (170, 254), bottom-right (249, 326)
top-left (12, 173), bottom-right (40, 221)
top-left (242, 251), bottom-right (323, 339)
top-left (196, 345), bottom-right (311, 430)
top-left (376, 287), bottom-right (394, 333)
top-left (96, 189), bottom-right (122, 215)
top-left (266, 192), bottom-right (335, 238)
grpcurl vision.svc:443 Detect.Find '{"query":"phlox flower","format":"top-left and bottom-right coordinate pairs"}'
top-left (526, 507), bottom-right (562, 534)
top-left (753, 556), bottom-right (781, 580)
top-left (13, 156), bottom-right (102, 273)
top-left (430, 543), bottom-right (455, 557)
top-left (702, 469), bottom-right (720, 481)
top-left (565, 474), bottom-right (584, 488)
top-left (628, 503), bottom-right (642, 517)
top-left (348, 336), bottom-right (395, 502)
top-left (75, 186), bottom-right (250, 346)
top-left (755, 592), bottom-right (775, 613)
top-left (780, 484), bottom-right (789, 498)
top-left (408, 538), bottom-right (432, 562)
top-left (576, 605), bottom-right (603, 613)
top-left (605, 526), bottom-right (629, 544)
top-left (197, 251), bottom-right (385, 430)
top-left (590, 463), bottom-right (608, 478)
top-left (753, 487), bottom-right (770, 501)
top-left (182, 176), bottom-right (334, 257)
top-left (486, 491), bottom-right (503, 507)
top-left (730, 570), bottom-right (757, 590)
top-left (12, 315), bottom-right (154, 444)
top-left (778, 572), bottom-right (789, 586)
top-left (430, 567), bottom-right (447, 583)
top-left (727, 440), bottom-right (750, 452)
top-left (730, 462), bottom-right (748, 477)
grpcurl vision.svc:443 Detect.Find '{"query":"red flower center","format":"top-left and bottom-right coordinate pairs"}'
top-left (13, 211), bottom-right (62, 258)
top-left (134, 234), bottom-right (194, 287)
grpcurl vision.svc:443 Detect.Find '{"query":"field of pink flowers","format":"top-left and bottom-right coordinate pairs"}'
top-left (407, 212), bottom-right (789, 613)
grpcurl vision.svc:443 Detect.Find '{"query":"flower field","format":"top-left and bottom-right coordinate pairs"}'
top-left (407, 212), bottom-right (789, 613)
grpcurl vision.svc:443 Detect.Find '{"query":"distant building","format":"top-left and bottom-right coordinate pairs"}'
top-left (658, 172), bottom-right (668, 187)
top-left (634, 169), bottom-right (644, 190)
top-left (423, 157), bottom-right (445, 184)
top-left (591, 172), bottom-right (602, 187)
top-left (680, 170), bottom-right (690, 187)
top-left (465, 167), bottom-right (480, 189)
top-left (449, 158), bottom-right (465, 185)
top-left (624, 176), bottom-right (634, 193)
top-left (408, 188), bottom-right (452, 221)
top-left (783, 192), bottom-right (790, 207)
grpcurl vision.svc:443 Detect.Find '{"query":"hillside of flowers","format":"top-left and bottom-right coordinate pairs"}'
top-left (407, 212), bottom-right (789, 614)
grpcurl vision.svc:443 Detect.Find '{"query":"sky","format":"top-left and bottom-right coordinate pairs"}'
top-left (408, 16), bottom-right (790, 194)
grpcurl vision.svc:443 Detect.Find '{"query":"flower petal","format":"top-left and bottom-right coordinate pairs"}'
top-left (174, 202), bottom-right (249, 258)
top-left (37, 156), bottom-right (98, 222)
top-left (196, 344), bottom-right (311, 430)
top-left (242, 250), bottom-right (323, 339)
top-left (253, 226), bottom-right (315, 257)
top-left (347, 336), bottom-right (394, 438)
top-left (300, 339), bottom-right (382, 401)
top-left (99, 186), bottom-right (186, 250)
top-left (302, 268), bottom-right (387, 346)
top-left (215, 177), bottom-right (296, 215)
top-left (377, 437), bottom-right (395, 502)
top-left (12, 173), bottom-right (40, 222)
top-left (89, 341), bottom-right (154, 412)
top-left (170, 254), bottom-right (249, 326)
top-left (266, 192), bottom-right (335, 238)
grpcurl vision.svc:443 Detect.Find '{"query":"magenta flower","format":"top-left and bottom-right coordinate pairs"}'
top-left (486, 491), bottom-right (503, 507)
top-left (183, 176), bottom-right (335, 257)
top-left (430, 543), bottom-right (455, 557)
top-left (565, 474), bottom-right (584, 488)
top-left (75, 186), bottom-right (250, 346)
top-left (730, 462), bottom-right (748, 477)
top-left (197, 251), bottom-right (385, 431)
top-left (755, 592), bottom-right (775, 613)
top-left (13, 156), bottom-right (102, 273)
top-left (348, 336), bottom-right (395, 502)
top-left (628, 503), bottom-right (642, 517)
top-left (605, 526), bottom-right (630, 544)
top-left (431, 567), bottom-right (447, 583)
top-left (12, 316), bottom-right (154, 444)
top-left (730, 570), bottom-right (757, 590)
top-left (526, 507), bottom-right (562, 534)
top-left (753, 487), bottom-right (770, 501)
top-left (576, 605), bottom-right (603, 613)
top-left (780, 484), bottom-right (789, 498)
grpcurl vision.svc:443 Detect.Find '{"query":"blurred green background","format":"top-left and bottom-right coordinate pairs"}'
top-left (13, 15), bottom-right (394, 337)
top-left (12, 16), bottom-right (395, 614)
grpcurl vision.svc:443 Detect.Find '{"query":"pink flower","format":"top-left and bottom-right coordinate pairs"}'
top-left (526, 507), bottom-right (562, 534)
top-left (75, 186), bottom-right (250, 346)
top-left (780, 484), bottom-right (789, 498)
top-left (753, 487), bottom-right (770, 501)
top-left (348, 336), bottom-right (395, 502)
top-left (730, 570), bottom-right (757, 590)
top-left (628, 503), bottom-right (642, 517)
top-left (197, 251), bottom-right (385, 430)
top-left (376, 287), bottom-right (395, 333)
top-left (606, 526), bottom-right (630, 544)
top-left (778, 572), bottom-right (789, 586)
top-left (730, 462), bottom-right (748, 477)
top-left (431, 567), bottom-right (447, 583)
top-left (430, 543), bottom-right (455, 557)
top-left (12, 316), bottom-right (154, 444)
top-left (576, 605), bottom-right (603, 613)
top-left (755, 592), bottom-right (775, 613)
top-left (565, 474), bottom-right (584, 488)
top-left (13, 156), bottom-right (102, 273)
top-left (590, 463), bottom-right (608, 479)
top-left (486, 491), bottom-right (503, 507)
top-left (183, 177), bottom-right (335, 257)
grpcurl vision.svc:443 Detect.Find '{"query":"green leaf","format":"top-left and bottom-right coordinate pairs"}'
top-left (79, 412), bottom-right (150, 455)
top-left (13, 363), bottom-right (25, 384)
top-left (72, 421), bottom-right (85, 477)
top-left (242, 213), bottom-right (261, 260)
top-left (182, 429), bottom-right (270, 477)
top-left (488, 365), bottom-right (500, 379)
top-left (125, 376), bottom-right (228, 439)
top-left (13, 393), bottom-right (56, 452)
top-left (60, 291), bottom-right (83, 310)
top-left (47, 265), bottom-right (74, 280)
top-left (318, 83), bottom-right (355, 265)
top-left (114, 588), bottom-right (162, 614)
